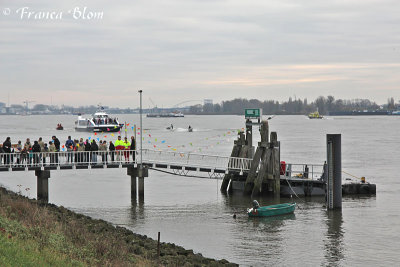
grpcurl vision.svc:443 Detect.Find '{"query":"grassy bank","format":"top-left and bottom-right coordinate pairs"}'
top-left (0, 187), bottom-right (237, 266)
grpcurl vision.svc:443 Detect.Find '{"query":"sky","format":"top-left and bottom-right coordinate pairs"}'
top-left (1, 0), bottom-right (400, 108)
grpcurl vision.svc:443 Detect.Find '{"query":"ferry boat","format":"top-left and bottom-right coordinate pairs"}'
top-left (74, 108), bottom-right (123, 132)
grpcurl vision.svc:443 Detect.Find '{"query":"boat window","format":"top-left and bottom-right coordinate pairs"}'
top-left (79, 120), bottom-right (87, 126)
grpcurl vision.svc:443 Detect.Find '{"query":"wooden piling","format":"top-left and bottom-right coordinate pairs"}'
top-left (35, 170), bottom-right (50, 202)
top-left (221, 131), bottom-right (246, 192)
top-left (245, 122), bottom-right (281, 197)
top-left (243, 146), bottom-right (263, 195)
top-left (327, 134), bottom-right (342, 209)
top-left (127, 166), bottom-right (148, 201)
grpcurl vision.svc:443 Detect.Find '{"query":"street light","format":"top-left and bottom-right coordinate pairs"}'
top-left (138, 90), bottom-right (143, 166)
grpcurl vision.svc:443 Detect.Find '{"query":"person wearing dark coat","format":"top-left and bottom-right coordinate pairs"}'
top-left (130, 136), bottom-right (136, 162)
top-left (84, 139), bottom-right (91, 163)
top-left (52, 136), bottom-right (60, 163)
top-left (32, 140), bottom-right (41, 165)
top-left (109, 141), bottom-right (115, 162)
top-left (2, 137), bottom-right (11, 165)
top-left (90, 140), bottom-right (99, 163)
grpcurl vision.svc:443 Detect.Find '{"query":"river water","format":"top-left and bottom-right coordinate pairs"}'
top-left (0, 114), bottom-right (398, 266)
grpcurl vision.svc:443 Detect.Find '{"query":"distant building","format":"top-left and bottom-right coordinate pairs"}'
top-left (204, 99), bottom-right (213, 105)
top-left (0, 102), bottom-right (5, 114)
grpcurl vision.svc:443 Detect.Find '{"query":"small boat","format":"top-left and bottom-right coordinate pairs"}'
top-left (308, 111), bottom-right (323, 119)
top-left (188, 126), bottom-right (193, 132)
top-left (247, 201), bottom-right (296, 217)
top-left (56, 124), bottom-right (64, 130)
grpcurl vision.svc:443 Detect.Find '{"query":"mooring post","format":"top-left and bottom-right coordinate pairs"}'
top-left (138, 175), bottom-right (145, 199)
top-left (35, 170), bottom-right (50, 202)
top-left (327, 134), bottom-right (342, 209)
top-left (128, 166), bottom-right (148, 200)
top-left (127, 167), bottom-right (137, 200)
top-left (270, 132), bottom-right (280, 198)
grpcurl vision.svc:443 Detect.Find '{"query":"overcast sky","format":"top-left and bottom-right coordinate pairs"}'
top-left (1, 0), bottom-right (400, 108)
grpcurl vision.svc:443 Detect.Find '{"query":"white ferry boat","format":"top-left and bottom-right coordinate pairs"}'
top-left (74, 108), bottom-right (123, 132)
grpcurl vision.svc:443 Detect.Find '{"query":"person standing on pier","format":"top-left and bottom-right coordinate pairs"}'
top-left (114, 136), bottom-right (124, 161)
top-left (16, 140), bottom-right (22, 166)
top-left (24, 138), bottom-right (32, 164)
top-left (49, 141), bottom-right (56, 164)
top-left (99, 140), bottom-right (108, 164)
top-left (52, 136), bottom-right (60, 163)
top-left (123, 137), bottom-right (131, 162)
top-left (32, 140), bottom-right (41, 165)
top-left (90, 140), bottom-right (99, 163)
top-left (109, 141), bottom-right (115, 162)
top-left (130, 136), bottom-right (136, 162)
top-left (65, 136), bottom-right (75, 163)
top-left (84, 139), bottom-right (91, 163)
top-left (2, 137), bottom-right (12, 165)
top-left (77, 138), bottom-right (85, 163)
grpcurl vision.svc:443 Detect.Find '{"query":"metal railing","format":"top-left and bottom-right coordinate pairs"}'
top-left (0, 150), bottom-right (323, 177)
top-left (0, 149), bottom-right (253, 172)
top-left (0, 150), bottom-right (137, 168)
top-left (141, 149), bottom-right (252, 172)
top-left (283, 163), bottom-right (325, 180)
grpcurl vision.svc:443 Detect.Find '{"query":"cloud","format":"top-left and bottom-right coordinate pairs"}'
top-left (1, 0), bottom-right (400, 107)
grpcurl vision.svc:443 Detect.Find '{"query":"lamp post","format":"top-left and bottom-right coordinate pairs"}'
top-left (138, 89), bottom-right (143, 166)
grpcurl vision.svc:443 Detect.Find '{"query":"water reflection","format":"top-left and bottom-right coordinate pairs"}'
top-left (249, 213), bottom-right (296, 227)
top-left (324, 210), bottom-right (345, 266)
top-left (129, 198), bottom-right (145, 226)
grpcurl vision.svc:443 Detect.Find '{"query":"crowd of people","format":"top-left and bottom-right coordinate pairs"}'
top-left (0, 135), bottom-right (136, 166)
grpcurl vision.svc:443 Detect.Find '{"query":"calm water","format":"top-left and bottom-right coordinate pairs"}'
top-left (0, 114), bottom-right (399, 266)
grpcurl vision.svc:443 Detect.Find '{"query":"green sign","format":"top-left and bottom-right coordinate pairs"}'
top-left (245, 108), bottom-right (262, 119)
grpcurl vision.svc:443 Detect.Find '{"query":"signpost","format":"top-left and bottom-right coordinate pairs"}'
top-left (245, 108), bottom-right (262, 119)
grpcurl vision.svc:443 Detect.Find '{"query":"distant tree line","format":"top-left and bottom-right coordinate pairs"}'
top-left (188, 96), bottom-right (399, 115)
